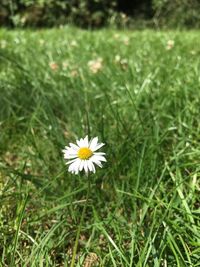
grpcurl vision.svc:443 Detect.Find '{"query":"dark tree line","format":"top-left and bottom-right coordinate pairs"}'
top-left (0, 0), bottom-right (200, 28)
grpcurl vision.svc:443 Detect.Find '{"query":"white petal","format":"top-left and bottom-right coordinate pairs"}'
top-left (65, 158), bottom-right (77, 165)
top-left (63, 145), bottom-right (78, 159)
top-left (68, 159), bottom-right (81, 174)
top-left (64, 154), bottom-right (77, 159)
top-left (79, 160), bottom-right (84, 171)
top-left (90, 156), bottom-right (103, 168)
top-left (69, 143), bottom-right (79, 151)
top-left (93, 152), bottom-right (106, 155)
top-left (89, 160), bottom-right (96, 173)
top-left (77, 138), bottom-right (85, 147)
top-left (64, 149), bottom-right (77, 156)
top-left (62, 147), bottom-right (69, 153)
top-left (92, 165), bottom-right (96, 173)
top-left (93, 155), bottom-right (107, 162)
top-left (68, 160), bottom-right (77, 172)
top-left (87, 160), bottom-right (93, 172)
top-left (83, 135), bottom-right (89, 147)
top-left (83, 160), bottom-right (88, 173)
top-left (89, 137), bottom-right (98, 150)
top-left (69, 149), bottom-right (78, 154)
top-left (92, 143), bottom-right (105, 152)
top-left (74, 159), bottom-right (81, 174)
top-left (93, 160), bottom-right (102, 168)
top-left (76, 140), bottom-right (80, 147)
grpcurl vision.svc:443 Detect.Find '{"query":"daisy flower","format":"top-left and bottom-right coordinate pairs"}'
top-left (63, 136), bottom-right (106, 175)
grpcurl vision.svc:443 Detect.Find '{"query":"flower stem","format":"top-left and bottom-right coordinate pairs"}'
top-left (70, 178), bottom-right (90, 267)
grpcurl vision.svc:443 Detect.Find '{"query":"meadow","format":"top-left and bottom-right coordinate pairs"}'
top-left (0, 27), bottom-right (200, 266)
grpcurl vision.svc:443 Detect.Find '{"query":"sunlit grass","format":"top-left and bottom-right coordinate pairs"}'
top-left (0, 27), bottom-right (200, 266)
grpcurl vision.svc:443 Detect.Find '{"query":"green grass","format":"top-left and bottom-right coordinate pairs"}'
top-left (0, 27), bottom-right (200, 266)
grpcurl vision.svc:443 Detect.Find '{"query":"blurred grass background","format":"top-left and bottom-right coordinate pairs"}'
top-left (0, 27), bottom-right (200, 266)
top-left (1, 0), bottom-right (200, 266)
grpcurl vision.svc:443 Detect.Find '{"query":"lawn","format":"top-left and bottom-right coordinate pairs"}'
top-left (0, 27), bottom-right (200, 266)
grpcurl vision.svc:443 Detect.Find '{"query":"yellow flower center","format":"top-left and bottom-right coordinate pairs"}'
top-left (78, 147), bottom-right (93, 160)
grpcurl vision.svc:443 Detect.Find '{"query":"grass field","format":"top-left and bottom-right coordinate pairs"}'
top-left (0, 27), bottom-right (200, 266)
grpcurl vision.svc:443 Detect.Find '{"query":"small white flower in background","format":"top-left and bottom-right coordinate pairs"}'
top-left (70, 69), bottom-right (78, 77)
top-left (115, 55), bottom-right (121, 63)
top-left (88, 58), bottom-right (103, 74)
top-left (114, 55), bottom-right (128, 70)
top-left (123, 37), bottom-right (130, 46)
top-left (190, 50), bottom-right (196, 55)
top-left (113, 33), bottom-right (120, 39)
top-left (49, 62), bottom-right (59, 71)
top-left (166, 40), bottom-right (175, 50)
top-left (39, 39), bottom-right (45, 46)
top-left (62, 61), bottom-right (69, 69)
top-left (120, 58), bottom-right (128, 70)
top-left (63, 136), bottom-right (106, 175)
top-left (70, 40), bottom-right (78, 47)
top-left (1, 40), bottom-right (7, 49)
